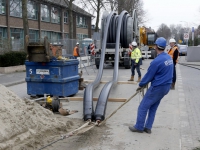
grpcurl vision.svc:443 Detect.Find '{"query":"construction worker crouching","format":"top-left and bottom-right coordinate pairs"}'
top-left (129, 37), bottom-right (173, 134)
top-left (128, 41), bottom-right (142, 82)
top-left (73, 42), bottom-right (80, 59)
top-left (168, 38), bottom-right (179, 90)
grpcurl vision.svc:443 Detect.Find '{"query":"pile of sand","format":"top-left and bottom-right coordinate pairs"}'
top-left (0, 84), bottom-right (72, 150)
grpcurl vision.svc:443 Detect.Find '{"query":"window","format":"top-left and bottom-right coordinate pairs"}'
top-left (77, 34), bottom-right (88, 40)
top-left (10, 0), bottom-right (22, 17)
top-left (76, 15), bottom-right (87, 28)
top-left (51, 32), bottom-right (61, 41)
top-left (64, 12), bottom-right (68, 23)
top-left (0, 27), bottom-right (7, 50)
top-left (27, 0), bottom-right (38, 20)
top-left (10, 28), bottom-right (24, 50)
top-left (10, 28), bottom-right (23, 40)
top-left (41, 30), bottom-right (51, 39)
top-left (41, 30), bottom-right (61, 43)
top-left (29, 30), bottom-right (39, 42)
top-left (41, 4), bottom-right (50, 22)
top-left (51, 7), bottom-right (60, 23)
top-left (0, 0), bottom-right (5, 14)
top-left (65, 33), bottom-right (69, 39)
top-left (0, 27), bottom-right (7, 38)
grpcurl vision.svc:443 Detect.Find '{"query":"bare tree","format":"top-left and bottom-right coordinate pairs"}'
top-left (106, 0), bottom-right (117, 11)
top-left (22, 0), bottom-right (29, 50)
top-left (133, 0), bottom-right (147, 24)
top-left (156, 24), bottom-right (171, 40)
top-left (63, 0), bottom-right (75, 39)
top-left (107, 0), bottom-right (147, 24)
top-left (79, 0), bottom-right (108, 32)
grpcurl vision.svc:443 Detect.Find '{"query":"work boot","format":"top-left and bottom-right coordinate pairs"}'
top-left (128, 76), bottom-right (134, 81)
top-left (129, 126), bottom-right (143, 133)
top-left (171, 83), bottom-right (175, 90)
top-left (136, 76), bottom-right (141, 82)
top-left (144, 128), bottom-right (151, 134)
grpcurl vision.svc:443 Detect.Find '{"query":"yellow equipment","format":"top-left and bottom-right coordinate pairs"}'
top-left (139, 26), bottom-right (158, 59)
top-left (46, 96), bottom-right (53, 104)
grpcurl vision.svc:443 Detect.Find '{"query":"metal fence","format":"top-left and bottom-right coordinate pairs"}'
top-left (0, 38), bottom-right (100, 57)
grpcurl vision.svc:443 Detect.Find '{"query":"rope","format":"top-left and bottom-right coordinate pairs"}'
top-left (99, 86), bottom-right (147, 126)
top-left (38, 121), bottom-right (97, 150)
top-left (38, 86), bottom-right (147, 150)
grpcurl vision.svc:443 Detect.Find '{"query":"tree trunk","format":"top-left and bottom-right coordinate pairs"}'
top-left (22, 0), bottom-right (29, 50)
top-left (117, 0), bottom-right (123, 14)
top-left (95, 0), bottom-right (100, 32)
top-left (69, 0), bottom-right (73, 39)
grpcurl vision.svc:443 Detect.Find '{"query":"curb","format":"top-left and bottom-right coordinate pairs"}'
top-left (4, 80), bottom-right (26, 87)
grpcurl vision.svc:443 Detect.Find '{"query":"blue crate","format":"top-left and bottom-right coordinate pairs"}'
top-left (25, 59), bottom-right (80, 97)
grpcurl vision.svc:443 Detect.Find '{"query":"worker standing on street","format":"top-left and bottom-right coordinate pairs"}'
top-left (128, 41), bottom-right (142, 82)
top-left (73, 42), bottom-right (80, 59)
top-left (129, 37), bottom-right (173, 134)
top-left (168, 38), bottom-right (179, 90)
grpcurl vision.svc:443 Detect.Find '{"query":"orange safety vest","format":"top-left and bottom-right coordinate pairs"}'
top-left (168, 46), bottom-right (179, 63)
top-left (73, 46), bottom-right (79, 56)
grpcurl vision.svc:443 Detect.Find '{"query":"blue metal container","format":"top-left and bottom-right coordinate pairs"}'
top-left (25, 59), bottom-right (80, 97)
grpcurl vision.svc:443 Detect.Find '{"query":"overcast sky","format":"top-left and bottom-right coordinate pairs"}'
top-left (143, 0), bottom-right (200, 31)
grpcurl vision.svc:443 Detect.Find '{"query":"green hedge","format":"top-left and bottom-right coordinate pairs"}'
top-left (0, 51), bottom-right (27, 67)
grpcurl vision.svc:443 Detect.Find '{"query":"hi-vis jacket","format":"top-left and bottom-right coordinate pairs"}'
top-left (168, 45), bottom-right (179, 63)
top-left (73, 46), bottom-right (79, 56)
top-left (131, 47), bottom-right (142, 63)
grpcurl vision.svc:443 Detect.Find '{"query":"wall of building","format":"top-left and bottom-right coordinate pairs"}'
top-left (76, 27), bottom-right (88, 35)
top-left (41, 22), bottom-right (61, 32)
top-left (0, 15), bottom-right (6, 26)
top-left (29, 20), bottom-right (39, 29)
top-left (9, 17), bottom-right (23, 28)
top-left (0, 0), bottom-right (92, 40)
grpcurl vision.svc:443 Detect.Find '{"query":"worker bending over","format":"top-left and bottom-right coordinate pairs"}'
top-left (129, 37), bottom-right (173, 134)
top-left (168, 38), bottom-right (179, 90)
top-left (128, 41), bottom-right (142, 82)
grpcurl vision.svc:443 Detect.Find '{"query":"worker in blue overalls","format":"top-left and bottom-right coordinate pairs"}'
top-left (129, 37), bottom-right (173, 134)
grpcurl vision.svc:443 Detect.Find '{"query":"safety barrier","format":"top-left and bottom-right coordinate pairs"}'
top-left (77, 56), bottom-right (92, 68)
top-left (141, 51), bottom-right (151, 59)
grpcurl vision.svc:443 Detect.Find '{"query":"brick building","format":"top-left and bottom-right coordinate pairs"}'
top-left (0, 0), bottom-right (93, 43)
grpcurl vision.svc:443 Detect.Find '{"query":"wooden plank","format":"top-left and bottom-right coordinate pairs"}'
top-left (67, 97), bottom-right (127, 102)
top-left (84, 80), bottom-right (137, 84)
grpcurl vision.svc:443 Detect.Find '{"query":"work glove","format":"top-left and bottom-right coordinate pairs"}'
top-left (136, 84), bottom-right (148, 92)
top-left (136, 86), bottom-right (142, 92)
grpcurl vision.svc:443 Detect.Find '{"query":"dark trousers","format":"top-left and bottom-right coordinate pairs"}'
top-left (173, 64), bottom-right (176, 83)
top-left (131, 60), bottom-right (141, 77)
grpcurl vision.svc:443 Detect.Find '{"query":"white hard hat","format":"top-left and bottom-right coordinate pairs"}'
top-left (76, 42), bottom-right (79, 45)
top-left (169, 38), bottom-right (176, 43)
top-left (132, 41), bottom-right (137, 46)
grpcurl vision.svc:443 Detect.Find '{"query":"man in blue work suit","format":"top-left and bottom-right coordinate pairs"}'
top-left (129, 37), bottom-right (173, 134)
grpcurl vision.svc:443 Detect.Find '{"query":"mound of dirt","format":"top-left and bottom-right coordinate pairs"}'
top-left (0, 84), bottom-right (72, 150)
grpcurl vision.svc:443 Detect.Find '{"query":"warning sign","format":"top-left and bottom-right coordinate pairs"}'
top-left (184, 33), bottom-right (189, 40)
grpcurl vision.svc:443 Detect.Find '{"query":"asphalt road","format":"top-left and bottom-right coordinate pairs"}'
top-left (5, 59), bottom-right (200, 150)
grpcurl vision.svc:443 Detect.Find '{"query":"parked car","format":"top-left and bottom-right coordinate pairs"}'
top-left (178, 44), bottom-right (187, 56)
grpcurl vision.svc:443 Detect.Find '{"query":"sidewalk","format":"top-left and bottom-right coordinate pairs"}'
top-left (178, 56), bottom-right (200, 69)
top-left (0, 71), bottom-right (26, 87)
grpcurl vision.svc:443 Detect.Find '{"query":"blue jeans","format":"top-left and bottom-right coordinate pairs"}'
top-left (134, 84), bottom-right (171, 130)
top-left (131, 60), bottom-right (141, 77)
